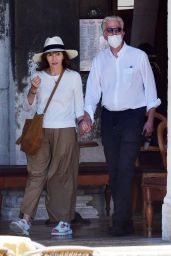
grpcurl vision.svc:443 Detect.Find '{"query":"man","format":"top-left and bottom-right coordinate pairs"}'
top-left (83, 16), bottom-right (161, 236)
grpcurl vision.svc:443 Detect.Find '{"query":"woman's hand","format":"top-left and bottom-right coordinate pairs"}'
top-left (79, 119), bottom-right (92, 136)
top-left (30, 75), bottom-right (41, 94)
top-left (27, 76), bottom-right (41, 105)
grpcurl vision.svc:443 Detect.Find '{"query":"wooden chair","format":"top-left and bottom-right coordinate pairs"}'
top-left (133, 112), bottom-right (167, 212)
top-left (0, 248), bottom-right (15, 256)
top-left (157, 120), bottom-right (167, 169)
top-left (141, 119), bottom-right (167, 237)
top-left (23, 246), bottom-right (99, 256)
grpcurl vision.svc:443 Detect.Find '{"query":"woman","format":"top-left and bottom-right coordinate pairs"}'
top-left (10, 36), bottom-right (87, 236)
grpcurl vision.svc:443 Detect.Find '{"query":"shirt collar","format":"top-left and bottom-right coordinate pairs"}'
top-left (108, 42), bottom-right (127, 58)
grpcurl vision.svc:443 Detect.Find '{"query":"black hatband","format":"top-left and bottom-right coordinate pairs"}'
top-left (43, 44), bottom-right (65, 52)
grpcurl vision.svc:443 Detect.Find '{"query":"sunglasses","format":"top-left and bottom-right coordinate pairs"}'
top-left (106, 27), bottom-right (122, 33)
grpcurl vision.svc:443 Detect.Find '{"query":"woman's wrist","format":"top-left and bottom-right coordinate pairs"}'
top-left (29, 89), bottom-right (36, 95)
top-left (29, 86), bottom-right (37, 95)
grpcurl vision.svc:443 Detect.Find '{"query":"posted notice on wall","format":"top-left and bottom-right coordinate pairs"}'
top-left (80, 19), bottom-right (108, 71)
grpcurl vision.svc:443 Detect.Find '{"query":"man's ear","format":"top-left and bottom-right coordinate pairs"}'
top-left (122, 31), bottom-right (125, 38)
top-left (103, 32), bottom-right (108, 41)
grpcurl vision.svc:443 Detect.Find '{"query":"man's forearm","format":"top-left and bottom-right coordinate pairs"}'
top-left (147, 108), bottom-right (155, 122)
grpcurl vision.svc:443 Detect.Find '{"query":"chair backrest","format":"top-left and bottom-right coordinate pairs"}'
top-left (23, 246), bottom-right (99, 256)
top-left (141, 112), bottom-right (167, 152)
top-left (138, 112), bottom-right (167, 170)
top-left (0, 248), bottom-right (15, 256)
top-left (157, 120), bottom-right (167, 169)
top-left (153, 112), bottom-right (167, 122)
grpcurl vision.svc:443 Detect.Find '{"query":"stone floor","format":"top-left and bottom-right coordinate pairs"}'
top-left (1, 215), bottom-right (171, 249)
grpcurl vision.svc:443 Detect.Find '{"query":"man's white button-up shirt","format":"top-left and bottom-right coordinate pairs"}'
top-left (84, 43), bottom-right (161, 121)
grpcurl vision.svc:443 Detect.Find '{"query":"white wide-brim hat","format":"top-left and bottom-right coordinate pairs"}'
top-left (33, 36), bottom-right (78, 62)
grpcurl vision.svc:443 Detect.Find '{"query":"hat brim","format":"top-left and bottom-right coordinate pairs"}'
top-left (33, 49), bottom-right (78, 62)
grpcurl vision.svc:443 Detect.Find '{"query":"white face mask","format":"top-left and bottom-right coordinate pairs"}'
top-left (108, 34), bottom-right (122, 48)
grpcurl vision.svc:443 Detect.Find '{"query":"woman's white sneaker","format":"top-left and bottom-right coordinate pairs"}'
top-left (9, 218), bottom-right (30, 236)
top-left (51, 221), bottom-right (72, 236)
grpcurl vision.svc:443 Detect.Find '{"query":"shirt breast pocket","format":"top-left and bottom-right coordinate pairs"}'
top-left (123, 67), bottom-right (137, 86)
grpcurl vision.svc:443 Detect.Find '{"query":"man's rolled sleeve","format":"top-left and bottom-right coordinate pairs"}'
top-left (84, 105), bottom-right (96, 123)
top-left (147, 98), bottom-right (161, 112)
top-left (141, 52), bottom-right (161, 112)
top-left (84, 57), bottom-right (102, 123)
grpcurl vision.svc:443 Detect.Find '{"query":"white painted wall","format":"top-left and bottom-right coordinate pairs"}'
top-left (162, 0), bottom-right (171, 241)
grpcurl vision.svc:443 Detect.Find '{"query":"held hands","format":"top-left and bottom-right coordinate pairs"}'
top-left (78, 112), bottom-right (92, 136)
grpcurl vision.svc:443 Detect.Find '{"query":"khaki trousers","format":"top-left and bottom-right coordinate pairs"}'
top-left (21, 127), bottom-right (79, 222)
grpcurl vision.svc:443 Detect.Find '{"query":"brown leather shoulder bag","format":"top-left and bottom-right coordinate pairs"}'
top-left (16, 70), bottom-right (64, 155)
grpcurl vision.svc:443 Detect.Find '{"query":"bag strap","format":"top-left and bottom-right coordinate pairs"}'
top-left (42, 69), bottom-right (65, 114)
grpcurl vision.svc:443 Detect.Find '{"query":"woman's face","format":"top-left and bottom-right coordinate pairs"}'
top-left (46, 51), bottom-right (64, 68)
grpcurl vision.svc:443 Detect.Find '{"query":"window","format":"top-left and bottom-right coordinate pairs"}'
top-left (118, 0), bottom-right (134, 10)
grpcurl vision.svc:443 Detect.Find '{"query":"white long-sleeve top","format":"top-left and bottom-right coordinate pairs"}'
top-left (24, 69), bottom-right (84, 128)
top-left (84, 43), bottom-right (161, 121)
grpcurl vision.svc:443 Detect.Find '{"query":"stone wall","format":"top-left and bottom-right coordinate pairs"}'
top-left (1, 187), bottom-right (109, 220)
top-left (0, 0), bottom-right (10, 164)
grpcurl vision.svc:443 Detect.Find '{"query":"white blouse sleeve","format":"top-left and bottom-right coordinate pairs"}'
top-left (23, 73), bottom-right (39, 111)
top-left (73, 72), bottom-right (84, 118)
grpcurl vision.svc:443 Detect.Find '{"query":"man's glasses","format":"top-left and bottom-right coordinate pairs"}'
top-left (106, 27), bottom-right (122, 34)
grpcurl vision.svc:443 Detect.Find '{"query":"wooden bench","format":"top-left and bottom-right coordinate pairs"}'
top-left (0, 162), bottom-right (111, 218)
top-left (0, 142), bottom-right (151, 219)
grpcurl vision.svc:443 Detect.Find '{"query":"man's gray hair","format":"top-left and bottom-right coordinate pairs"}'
top-left (101, 16), bottom-right (124, 32)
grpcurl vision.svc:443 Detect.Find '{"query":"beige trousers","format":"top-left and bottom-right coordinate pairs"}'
top-left (21, 127), bottom-right (79, 222)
